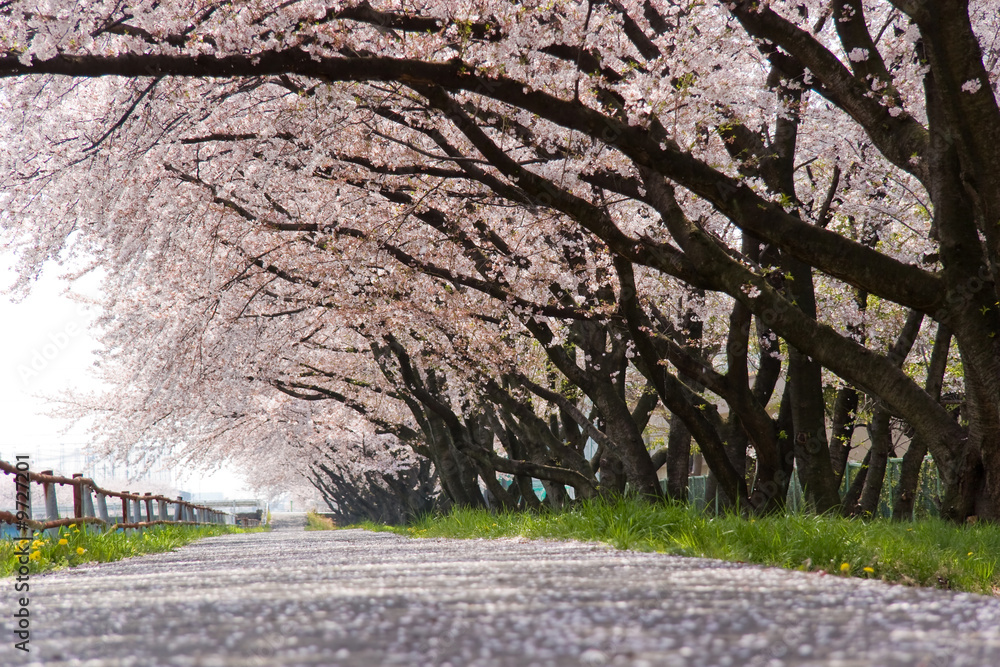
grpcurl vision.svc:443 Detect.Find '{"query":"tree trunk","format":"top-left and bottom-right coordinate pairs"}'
top-left (841, 449), bottom-right (871, 514)
top-left (956, 361), bottom-right (1000, 522)
top-left (893, 324), bottom-right (952, 521)
top-left (858, 407), bottom-right (892, 517)
top-left (597, 450), bottom-right (628, 497)
top-left (588, 386), bottom-right (663, 498)
top-left (788, 344), bottom-right (842, 513)
top-left (891, 435), bottom-right (927, 522)
top-left (712, 420), bottom-right (748, 513)
top-left (829, 386), bottom-right (860, 486)
top-left (541, 479), bottom-right (570, 508)
top-left (516, 475), bottom-right (543, 510)
top-left (424, 416), bottom-right (477, 507)
top-left (665, 412), bottom-right (691, 502)
top-left (780, 240), bottom-right (841, 513)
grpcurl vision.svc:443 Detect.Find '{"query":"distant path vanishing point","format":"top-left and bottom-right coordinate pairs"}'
top-left (3, 511), bottom-right (999, 666)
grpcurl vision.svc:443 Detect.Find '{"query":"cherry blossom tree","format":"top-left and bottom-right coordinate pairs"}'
top-left (2, 1), bottom-right (999, 520)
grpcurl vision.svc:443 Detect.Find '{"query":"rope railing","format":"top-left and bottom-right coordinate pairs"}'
top-left (0, 459), bottom-right (256, 534)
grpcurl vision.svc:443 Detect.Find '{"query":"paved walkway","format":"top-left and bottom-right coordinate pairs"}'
top-left (3, 512), bottom-right (1000, 666)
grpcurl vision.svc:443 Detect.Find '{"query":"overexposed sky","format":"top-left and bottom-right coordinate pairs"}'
top-left (0, 254), bottom-right (255, 499)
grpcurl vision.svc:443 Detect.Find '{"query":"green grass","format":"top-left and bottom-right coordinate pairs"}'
top-left (343, 497), bottom-right (1000, 596)
top-left (1, 522), bottom-right (261, 577)
top-left (306, 510), bottom-right (337, 531)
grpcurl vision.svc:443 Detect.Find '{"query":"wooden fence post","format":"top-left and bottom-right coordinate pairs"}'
top-left (72, 474), bottom-right (83, 520)
top-left (121, 492), bottom-right (130, 533)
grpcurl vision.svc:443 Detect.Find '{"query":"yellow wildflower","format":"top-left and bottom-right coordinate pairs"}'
top-left (840, 562), bottom-right (850, 573)
top-left (863, 567), bottom-right (875, 574)
top-left (68, 524), bottom-right (76, 529)
top-left (28, 551), bottom-right (40, 561)
top-left (58, 538), bottom-right (68, 546)
top-left (31, 540), bottom-right (44, 549)
top-left (76, 547), bottom-right (86, 555)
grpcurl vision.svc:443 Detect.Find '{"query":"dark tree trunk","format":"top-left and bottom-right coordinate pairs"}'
top-left (615, 256), bottom-right (747, 507)
top-left (424, 416), bottom-right (480, 508)
top-left (788, 341), bottom-right (841, 513)
top-left (853, 310), bottom-right (923, 516)
top-left (771, 382), bottom-right (796, 510)
top-left (891, 435), bottom-right (927, 521)
top-left (893, 324), bottom-right (952, 521)
top-left (841, 448), bottom-right (872, 514)
top-left (516, 475), bottom-right (543, 510)
top-left (665, 412), bottom-right (691, 502)
top-left (857, 407), bottom-right (892, 517)
top-left (541, 479), bottom-right (570, 508)
top-left (597, 451), bottom-right (628, 497)
top-left (829, 386), bottom-right (860, 486)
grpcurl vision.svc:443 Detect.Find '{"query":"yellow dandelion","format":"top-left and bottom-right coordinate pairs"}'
top-left (76, 547), bottom-right (86, 555)
top-left (28, 551), bottom-right (40, 561)
top-left (840, 562), bottom-right (851, 573)
top-left (968, 552), bottom-right (974, 556)
top-left (31, 540), bottom-right (44, 549)
top-left (58, 538), bottom-right (68, 546)
top-left (863, 567), bottom-right (875, 574)
top-left (68, 524), bottom-right (76, 529)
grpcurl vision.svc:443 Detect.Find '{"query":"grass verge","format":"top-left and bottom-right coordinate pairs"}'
top-left (306, 510), bottom-right (337, 531)
top-left (1, 523), bottom-right (261, 577)
top-left (340, 497), bottom-right (1000, 596)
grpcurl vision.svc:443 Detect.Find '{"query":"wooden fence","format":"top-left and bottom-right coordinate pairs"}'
top-left (0, 459), bottom-right (252, 535)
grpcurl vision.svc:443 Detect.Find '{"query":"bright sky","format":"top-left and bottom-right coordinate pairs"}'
top-left (0, 254), bottom-right (255, 499)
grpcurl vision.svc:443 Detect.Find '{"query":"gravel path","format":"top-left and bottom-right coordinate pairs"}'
top-left (3, 512), bottom-right (1000, 666)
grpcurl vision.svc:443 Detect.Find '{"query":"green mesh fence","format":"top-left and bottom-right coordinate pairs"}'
top-left (501, 457), bottom-right (942, 516)
top-left (684, 456), bottom-right (941, 517)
